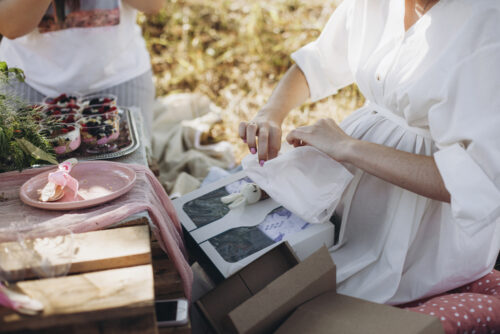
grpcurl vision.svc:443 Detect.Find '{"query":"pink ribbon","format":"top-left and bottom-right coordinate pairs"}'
top-left (47, 160), bottom-right (79, 199)
top-left (0, 283), bottom-right (16, 310)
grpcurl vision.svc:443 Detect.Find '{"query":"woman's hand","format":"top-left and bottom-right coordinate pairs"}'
top-left (239, 109), bottom-right (283, 164)
top-left (286, 118), bottom-right (355, 162)
top-left (287, 118), bottom-right (450, 202)
top-left (238, 64), bottom-right (311, 164)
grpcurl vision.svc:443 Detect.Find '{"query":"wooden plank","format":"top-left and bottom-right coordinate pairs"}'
top-left (151, 240), bottom-right (185, 300)
top-left (99, 313), bottom-right (158, 334)
top-left (106, 215), bottom-right (150, 229)
top-left (0, 265), bottom-right (155, 332)
top-left (8, 313), bottom-right (158, 334)
top-left (158, 322), bottom-right (192, 334)
top-left (154, 257), bottom-right (185, 300)
top-left (151, 240), bottom-right (191, 333)
top-left (0, 225), bottom-right (151, 280)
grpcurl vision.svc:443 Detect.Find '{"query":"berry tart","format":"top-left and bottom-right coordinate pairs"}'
top-left (42, 105), bottom-right (81, 118)
top-left (43, 93), bottom-right (80, 107)
top-left (43, 113), bottom-right (81, 126)
top-left (41, 107), bottom-right (81, 127)
top-left (78, 114), bottom-right (120, 146)
top-left (80, 104), bottom-right (118, 117)
top-left (81, 94), bottom-right (117, 107)
top-left (39, 123), bottom-right (81, 155)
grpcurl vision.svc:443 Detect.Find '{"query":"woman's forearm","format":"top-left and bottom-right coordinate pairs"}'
top-left (0, 0), bottom-right (52, 39)
top-left (345, 140), bottom-right (451, 202)
top-left (287, 119), bottom-right (451, 202)
top-left (122, 0), bottom-right (165, 14)
top-left (261, 64), bottom-right (310, 123)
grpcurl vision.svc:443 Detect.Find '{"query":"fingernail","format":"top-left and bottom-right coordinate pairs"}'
top-left (259, 160), bottom-right (265, 167)
top-left (250, 148), bottom-right (256, 154)
top-left (243, 139), bottom-right (247, 143)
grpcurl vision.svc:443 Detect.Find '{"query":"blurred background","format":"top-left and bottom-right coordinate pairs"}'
top-left (0, 0), bottom-right (365, 162)
top-left (140, 0), bottom-right (364, 162)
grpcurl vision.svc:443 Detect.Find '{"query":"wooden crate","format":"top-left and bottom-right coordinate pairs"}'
top-left (0, 225), bottom-right (158, 334)
top-left (151, 239), bottom-right (191, 334)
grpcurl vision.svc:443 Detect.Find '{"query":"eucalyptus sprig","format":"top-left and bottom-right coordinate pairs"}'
top-left (0, 61), bottom-right (25, 84)
top-left (0, 62), bottom-right (57, 172)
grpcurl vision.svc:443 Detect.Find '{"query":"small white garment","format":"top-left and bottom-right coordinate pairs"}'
top-left (291, 0), bottom-right (500, 304)
top-left (242, 146), bottom-right (353, 225)
top-left (0, 2), bottom-right (151, 97)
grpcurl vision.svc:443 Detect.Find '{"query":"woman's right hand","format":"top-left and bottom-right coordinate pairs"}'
top-left (239, 109), bottom-right (283, 164)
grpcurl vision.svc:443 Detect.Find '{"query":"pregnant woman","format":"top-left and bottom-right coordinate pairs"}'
top-left (240, 0), bottom-right (500, 331)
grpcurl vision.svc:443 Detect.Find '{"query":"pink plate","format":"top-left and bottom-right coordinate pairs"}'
top-left (20, 161), bottom-right (136, 210)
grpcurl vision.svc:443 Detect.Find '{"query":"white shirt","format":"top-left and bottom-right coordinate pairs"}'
top-left (292, 0), bottom-right (500, 304)
top-left (0, 2), bottom-right (151, 97)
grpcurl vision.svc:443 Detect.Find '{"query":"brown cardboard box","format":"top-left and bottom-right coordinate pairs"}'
top-left (197, 241), bottom-right (443, 334)
top-left (196, 242), bottom-right (336, 334)
top-left (275, 291), bottom-right (444, 334)
top-left (225, 244), bottom-right (336, 334)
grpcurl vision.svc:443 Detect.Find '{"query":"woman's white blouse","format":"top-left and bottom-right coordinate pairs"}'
top-left (292, 0), bottom-right (500, 304)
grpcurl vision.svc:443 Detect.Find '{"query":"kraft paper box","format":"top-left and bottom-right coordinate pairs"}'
top-left (172, 171), bottom-right (335, 282)
top-left (275, 292), bottom-right (444, 334)
top-left (198, 242), bottom-right (444, 334)
top-left (196, 243), bottom-right (336, 334)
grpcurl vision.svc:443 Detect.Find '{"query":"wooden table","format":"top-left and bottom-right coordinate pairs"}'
top-left (0, 110), bottom-right (190, 333)
top-left (0, 219), bottom-right (190, 334)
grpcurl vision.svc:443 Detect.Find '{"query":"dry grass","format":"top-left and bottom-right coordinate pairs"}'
top-left (140, 0), bottom-right (364, 162)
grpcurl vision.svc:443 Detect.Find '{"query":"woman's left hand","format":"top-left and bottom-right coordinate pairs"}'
top-left (286, 118), bottom-right (355, 162)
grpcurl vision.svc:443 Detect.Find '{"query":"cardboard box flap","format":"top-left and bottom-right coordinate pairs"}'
top-left (197, 242), bottom-right (299, 334)
top-left (238, 242), bottom-right (300, 294)
top-left (275, 292), bottom-right (444, 334)
top-left (196, 276), bottom-right (253, 334)
top-left (225, 245), bottom-right (336, 334)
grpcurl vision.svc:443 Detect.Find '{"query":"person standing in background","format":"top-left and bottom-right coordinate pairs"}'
top-left (0, 0), bottom-right (164, 134)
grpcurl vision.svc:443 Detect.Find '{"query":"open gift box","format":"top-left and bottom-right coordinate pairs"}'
top-left (196, 242), bottom-right (444, 334)
top-left (172, 171), bottom-right (337, 283)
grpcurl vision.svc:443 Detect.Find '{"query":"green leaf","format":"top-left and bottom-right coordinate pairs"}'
top-left (0, 61), bottom-right (7, 72)
top-left (15, 138), bottom-right (58, 165)
top-left (8, 68), bottom-right (25, 82)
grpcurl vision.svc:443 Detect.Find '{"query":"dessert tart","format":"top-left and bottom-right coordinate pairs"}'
top-left (39, 123), bottom-right (81, 155)
top-left (43, 93), bottom-right (80, 107)
top-left (80, 94), bottom-right (117, 107)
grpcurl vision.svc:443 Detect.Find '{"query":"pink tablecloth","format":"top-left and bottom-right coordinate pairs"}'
top-left (0, 163), bottom-right (193, 300)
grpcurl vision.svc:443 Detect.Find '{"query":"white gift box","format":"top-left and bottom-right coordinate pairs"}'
top-left (173, 171), bottom-right (335, 281)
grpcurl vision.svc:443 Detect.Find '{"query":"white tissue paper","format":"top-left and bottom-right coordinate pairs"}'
top-left (242, 146), bottom-right (353, 224)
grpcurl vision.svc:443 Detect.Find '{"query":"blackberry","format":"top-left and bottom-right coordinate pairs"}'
top-left (89, 98), bottom-right (100, 106)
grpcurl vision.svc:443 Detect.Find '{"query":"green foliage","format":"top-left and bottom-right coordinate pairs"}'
top-left (0, 61), bottom-right (25, 84)
top-left (0, 62), bottom-right (56, 172)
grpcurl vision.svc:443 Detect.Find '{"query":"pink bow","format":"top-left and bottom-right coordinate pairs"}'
top-left (0, 282), bottom-right (44, 315)
top-left (48, 159), bottom-right (79, 199)
top-left (0, 283), bottom-right (16, 310)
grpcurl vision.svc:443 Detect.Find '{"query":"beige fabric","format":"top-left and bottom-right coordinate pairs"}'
top-left (152, 93), bottom-right (235, 196)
